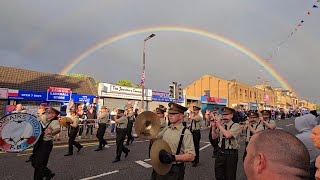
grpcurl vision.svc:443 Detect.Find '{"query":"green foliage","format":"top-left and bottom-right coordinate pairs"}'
top-left (66, 73), bottom-right (100, 84)
top-left (134, 84), bottom-right (142, 88)
top-left (117, 80), bottom-right (133, 87)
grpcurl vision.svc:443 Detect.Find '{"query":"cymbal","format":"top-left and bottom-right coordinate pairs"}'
top-left (60, 116), bottom-right (72, 128)
top-left (134, 111), bottom-right (161, 140)
top-left (150, 139), bottom-right (172, 175)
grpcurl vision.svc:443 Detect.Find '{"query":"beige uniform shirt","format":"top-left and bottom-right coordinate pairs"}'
top-left (43, 119), bottom-right (61, 141)
top-left (158, 123), bottom-right (195, 156)
top-left (38, 114), bottom-right (47, 127)
top-left (100, 112), bottom-right (108, 124)
top-left (191, 114), bottom-right (202, 130)
top-left (160, 117), bottom-right (167, 130)
top-left (245, 121), bottom-right (264, 142)
top-left (71, 116), bottom-right (80, 127)
top-left (127, 111), bottom-right (135, 121)
top-left (216, 121), bottom-right (241, 150)
top-left (116, 116), bottom-right (128, 128)
top-left (263, 119), bottom-right (276, 130)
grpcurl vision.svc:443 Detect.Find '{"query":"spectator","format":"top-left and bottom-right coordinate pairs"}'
top-left (295, 114), bottom-right (320, 180)
top-left (86, 107), bottom-right (97, 138)
top-left (244, 129), bottom-right (310, 180)
top-left (110, 108), bottom-right (117, 136)
top-left (12, 104), bottom-right (23, 113)
top-left (315, 156), bottom-right (320, 180)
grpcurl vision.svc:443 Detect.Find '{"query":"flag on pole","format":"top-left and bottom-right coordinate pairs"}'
top-left (313, 5), bottom-right (318, 8)
top-left (140, 70), bottom-right (145, 86)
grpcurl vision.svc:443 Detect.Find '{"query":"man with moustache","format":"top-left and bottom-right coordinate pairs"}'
top-left (64, 109), bottom-right (83, 156)
top-left (243, 111), bottom-right (264, 161)
top-left (112, 109), bottom-right (130, 163)
top-left (189, 106), bottom-right (202, 167)
top-left (211, 107), bottom-right (241, 180)
top-left (260, 110), bottom-right (276, 130)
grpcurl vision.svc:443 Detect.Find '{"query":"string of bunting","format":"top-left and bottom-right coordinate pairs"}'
top-left (257, 1), bottom-right (319, 85)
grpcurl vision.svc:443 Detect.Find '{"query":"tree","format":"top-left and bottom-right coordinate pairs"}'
top-left (117, 80), bottom-right (133, 87)
top-left (134, 84), bottom-right (142, 88)
top-left (66, 73), bottom-right (100, 84)
top-left (317, 105), bottom-right (320, 110)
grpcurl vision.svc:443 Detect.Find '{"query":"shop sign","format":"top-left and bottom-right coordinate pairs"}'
top-left (201, 96), bottom-right (227, 105)
top-left (47, 87), bottom-right (72, 102)
top-left (8, 89), bottom-right (47, 101)
top-left (72, 94), bottom-right (97, 103)
top-left (152, 91), bottom-right (183, 103)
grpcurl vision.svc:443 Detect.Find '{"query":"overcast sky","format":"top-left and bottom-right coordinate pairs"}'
top-left (0, 0), bottom-right (319, 103)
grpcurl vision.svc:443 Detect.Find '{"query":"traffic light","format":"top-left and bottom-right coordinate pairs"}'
top-left (169, 84), bottom-right (176, 99)
top-left (178, 85), bottom-right (183, 99)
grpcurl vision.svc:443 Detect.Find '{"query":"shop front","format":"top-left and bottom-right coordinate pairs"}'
top-left (149, 91), bottom-right (184, 110)
top-left (250, 102), bottom-right (258, 110)
top-left (98, 83), bottom-right (152, 111)
top-left (0, 88), bottom-right (8, 117)
top-left (200, 96), bottom-right (227, 114)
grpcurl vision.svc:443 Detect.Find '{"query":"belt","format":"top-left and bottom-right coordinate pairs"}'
top-left (117, 127), bottom-right (126, 130)
top-left (192, 130), bottom-right (200, 132)
top-left (172, 163), bottom-right (185, 166)
top-left (218, 149), bottom-right (238, 155)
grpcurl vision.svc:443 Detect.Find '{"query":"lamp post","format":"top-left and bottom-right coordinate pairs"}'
top-left (141, 34), bottom-right (156, 111)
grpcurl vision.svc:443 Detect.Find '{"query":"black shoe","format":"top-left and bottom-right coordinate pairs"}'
top-left (125, 150), bottom-right (130, 158)
top-left (77, 146), bottom-right (83, 152)
top-left (25, 159), bottom-right (31, 163)
top-left (64, 153), bottom-right (73, 156)
top-left (45, 173), bottom-right (55, 180)
top-left (102, 142), bottom-right (108, 147)
top-left (192, 162), bottom-right (198, 167)
top-left (94, 148), bottom-right (102, 151)
top-left (130, 138), bottom-right (134, 144)
top-left (112, 159), bottom-right (120, 163)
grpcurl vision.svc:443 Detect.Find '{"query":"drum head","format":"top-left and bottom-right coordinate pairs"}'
top-left (0, 113), bottom-right (42, 153)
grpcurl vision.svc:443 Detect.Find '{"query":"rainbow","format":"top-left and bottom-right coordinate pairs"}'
top-left (60, 26), bottom-right (294, 91)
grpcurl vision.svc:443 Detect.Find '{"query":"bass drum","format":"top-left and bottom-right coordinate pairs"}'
top-left (0, 113), bottom-right (42, 153)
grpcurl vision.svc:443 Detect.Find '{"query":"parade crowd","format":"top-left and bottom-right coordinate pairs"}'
top-left (5, 100), bottom-right (320, 180)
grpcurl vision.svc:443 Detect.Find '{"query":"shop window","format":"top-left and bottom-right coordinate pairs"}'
top-left (254, 92), bottom-right (256, 99)
top-left (250, 91), bottom-right (252, 98)
top-left (245, 90), bottom-right (247, 97)
top-left (240, 89), bottom-right (242, 96)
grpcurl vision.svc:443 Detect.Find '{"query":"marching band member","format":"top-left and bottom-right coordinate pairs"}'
top-left (64, 109), bottom-right (83, 156)
top-left (112, 109), bottom-right (130, 163)
top-left (126, 106), bottom-right (135, 145)
top-left (243, 111), bottom-right (264, 161)
top-left (152, 102), bottom-right (195, 179)
top-left (95, 106), bottom-right (108, 151)
top-left (32, 107), bottom-right (61, 180)
top-left (260, 110), bottom-right (276, 130)
top-left (189, 106), bottom-right (202, 167)
top-left (211, 107), bottom-right (241, 180)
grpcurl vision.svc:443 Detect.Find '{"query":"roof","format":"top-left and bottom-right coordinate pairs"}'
top-left (0, 66), bottom-right (98, 96)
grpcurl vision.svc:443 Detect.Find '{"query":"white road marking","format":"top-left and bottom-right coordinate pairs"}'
top-left (199, 144), bottom-right (211, 151)
top-left (200, 141), bottom-right (210, 144)
top-left (286, 124), bottom-right (293, 127)
top-left (144, 158), bottom-right (151, 162)
top-left (80, 170), bottom-right (119, 180)
top-left (17, 153), bottom-right (32, 157)
top-left (275, 127), bottom-right (284, 130)
top-left (135, 160), bottom-right (152, 168)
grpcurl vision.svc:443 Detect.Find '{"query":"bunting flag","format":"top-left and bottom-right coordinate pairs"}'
top-left (140, 70), bottom-right (145, 86)
top-left (257, 0), bottom-right (319, 85)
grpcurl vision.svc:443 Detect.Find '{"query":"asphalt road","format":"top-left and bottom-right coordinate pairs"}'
top-left (0, 118), bottom-right (297, 180)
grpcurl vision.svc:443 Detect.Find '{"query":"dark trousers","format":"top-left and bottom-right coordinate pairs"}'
top-left (213, 139), bottom-right (219, 156)
top-left (86, 125), bottom-right (93, 136)
top-left (68, 127), bottom-right (82, 153)
top-left (126, 121), bottom-right (134, 144)
top-left (116, 128), bottom-right (129, 159)
top-left (152, 164), bottom-right (185, 180)
top-left (191, 130), bottom-right (201, 163)
top-left (32, 140), bottom-right (53, 180)
top-left (215, 150), bottom-right (238, 180)
top-left (78, 124), bottom-right (84, 136)
top-left (97, 123), bottom-right (107, 148)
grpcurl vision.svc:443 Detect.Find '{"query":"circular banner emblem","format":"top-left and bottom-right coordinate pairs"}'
top-left (0, 113), bottom-right (42, 153)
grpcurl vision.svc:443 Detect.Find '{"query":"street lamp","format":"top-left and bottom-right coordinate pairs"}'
top-left (141, 33), bottom-right (156, 111)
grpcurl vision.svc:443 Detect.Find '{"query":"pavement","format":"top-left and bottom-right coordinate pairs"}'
top-left (0, 118), bottom-right (298, 180)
